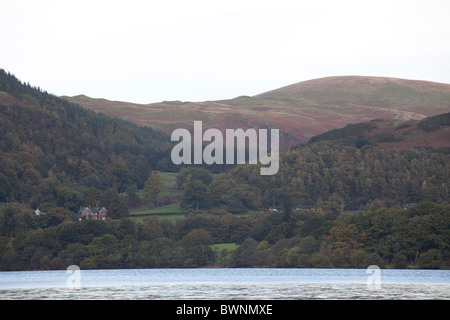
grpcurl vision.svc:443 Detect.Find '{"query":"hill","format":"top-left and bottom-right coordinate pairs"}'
top-left (309, 112), bottom-right (450, 151)
top-left (63, 76), bottom-right (450, 146)
top-left (0, 69), bottom-right (172, 210)
top-left (1, 70), bottom-right (449, 271)
top-left (256, 76), bottom-right (450, 116)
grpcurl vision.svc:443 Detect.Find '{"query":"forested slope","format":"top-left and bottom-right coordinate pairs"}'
top-left (0, 70), bottom-right (449, 270)
top-left (0, 69), bottom-right (173, 213)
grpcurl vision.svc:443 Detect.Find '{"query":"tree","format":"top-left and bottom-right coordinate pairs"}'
top-left (56, 187), bottom-right (83, 212)
top-left (180, 228), bottom-right (213, 246)
top-left (103, 187), bottom-right (129, 219)
top-left (328, 221), bottom-right (364, 252)
top-left (0, 206), bottom-right (17, 237)
top-left (0, 173), bottom-right (12, 202)
top-left (22, 168), bottom-right (42, 185)
top-left (112, 162), bottom-right (131, 193)
top-left (125, 185), bottom-right (140, 206)
top-left (142, 172), bottom-right (164, 207)
top-left (38, 177), bottom-right (61, 203)
top-left (78, 160), bottom-right (96, 178)
top-left (84, 187), bottom-right (101, 207)
top-left (139, 216), bottom-right (163, 241)
top-left (133, 155), bottom-right (151, 189)
top-left (183, 179), bottom-right (211, 212)
top-left (176, 167), bottom-right (213, 189)
top-left (109, 195), bottom-right (129, 219)
top-left (155, 158), bottom-right (169, 172)
top-left (45, 207), bottom-right (73, 227)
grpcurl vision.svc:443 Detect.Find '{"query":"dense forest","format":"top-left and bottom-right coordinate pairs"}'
top-left (176, 141), bottom-right (449, 213)
top-left (0, 69), bottom-right (175, 211)
top-left (0, 69), bottom-right (449, 270)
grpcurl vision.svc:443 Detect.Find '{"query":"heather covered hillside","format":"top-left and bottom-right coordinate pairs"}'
top-left (64, 76), bottom-right (450, 146)
top-left (309, 113), bottom-right (450, 151)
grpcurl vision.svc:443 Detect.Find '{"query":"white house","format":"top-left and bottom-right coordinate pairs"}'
top-left (34, 208), bottom-right (46, 216)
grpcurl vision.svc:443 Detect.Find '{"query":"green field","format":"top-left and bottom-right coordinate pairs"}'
top-left (132, 213), bottom-right (187, 223)
top-left (130, 171), bottom-right (188, 222)
top-left (131, 203), bottom-right (188, 222)
top-left (210, 243), bottom-right (239, 262)
top-left (131, 203), bottom-right (186, 215)
top-left (158, 172), bottom-right (183, 198)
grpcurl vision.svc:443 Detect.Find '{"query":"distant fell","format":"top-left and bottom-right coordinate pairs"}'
top-left (256, 76), bottom-right (450, 116)
top-left (63, 76), bottom-right (450, 146)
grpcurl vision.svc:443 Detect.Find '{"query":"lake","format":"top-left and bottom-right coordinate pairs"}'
top-left (1, 268), bottom-right (449, 300)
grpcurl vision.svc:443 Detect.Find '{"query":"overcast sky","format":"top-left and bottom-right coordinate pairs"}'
top-left (1, 0), bottom-right (450, 103)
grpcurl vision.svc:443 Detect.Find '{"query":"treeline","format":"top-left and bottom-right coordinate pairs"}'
top-left (0, 201), bottom-right (448, 270)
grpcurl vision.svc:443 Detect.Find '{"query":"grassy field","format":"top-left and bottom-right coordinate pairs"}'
top-left (131, 203), bottom-right (186, 215)
top-left (129, 171), bottom-right (189, 222)
top-left (210, 243), bottom-right (239, 262)
top-left (132, 213), bottom-right (187, 223)
top-left (158, 172), bottom-right (183, 199)
top-left (130, 203), bottom-right (189, 224)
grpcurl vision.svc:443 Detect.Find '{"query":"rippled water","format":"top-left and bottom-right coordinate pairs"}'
top-left (1, 268), bottom-right (449, 300)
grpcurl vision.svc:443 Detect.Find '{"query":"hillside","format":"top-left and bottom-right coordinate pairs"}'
top-left (1, 70), bottom-right (449, 271)
top-left (309, 112), bottom-right (450, 151)
top-left (257, 76), bottom-right (450, 116)
top-left (63, 76), bottom-right (450, 146)
top-left (0, 69), bottom-right (172, 209)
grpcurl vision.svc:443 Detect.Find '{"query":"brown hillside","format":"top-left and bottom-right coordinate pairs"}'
top-left (256, 76), bottom-right (450, 116)
top-left (63, 76), bottom-right (450, 146)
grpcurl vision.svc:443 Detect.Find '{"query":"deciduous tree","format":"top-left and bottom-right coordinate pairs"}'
top-left (142, 172), bottom-right (164, 207)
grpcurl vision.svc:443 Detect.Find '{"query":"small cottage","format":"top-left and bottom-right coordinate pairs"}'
top-left (34, 208), bottom-right (46, 216)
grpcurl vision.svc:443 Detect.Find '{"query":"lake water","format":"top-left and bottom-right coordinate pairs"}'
top-left (1, 268), bottom-right (449, 300)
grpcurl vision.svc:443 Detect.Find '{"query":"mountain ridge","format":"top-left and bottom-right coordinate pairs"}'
top-left (63, 76), bottom-right (450, 146)
top-left (256, 75), bottom-right (450, 115)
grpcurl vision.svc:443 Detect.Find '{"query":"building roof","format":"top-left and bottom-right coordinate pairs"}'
top-left (79, 206), bottom-right (107, 213)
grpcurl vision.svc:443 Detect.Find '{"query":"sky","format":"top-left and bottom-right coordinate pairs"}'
top-left (1, 0), bottom-right (450, 104)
